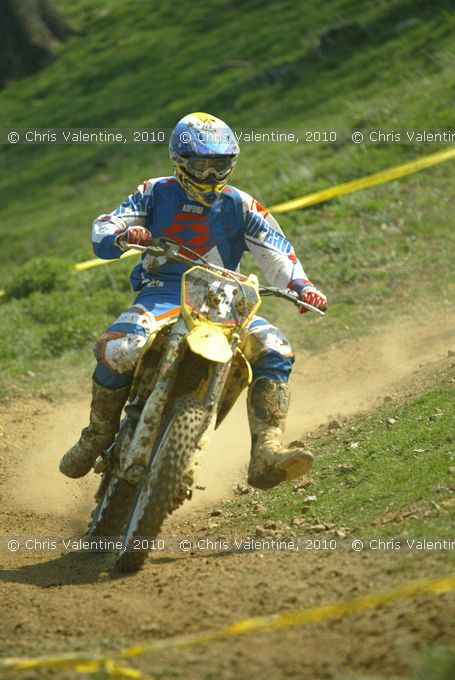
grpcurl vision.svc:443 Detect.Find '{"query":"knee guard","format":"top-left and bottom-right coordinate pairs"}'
top-left (94, 330), bottom-right (147, 375)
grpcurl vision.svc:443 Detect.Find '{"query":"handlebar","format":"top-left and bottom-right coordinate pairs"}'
top-left (258, 285), bottom-right (325, 315)
top-left (126, 238), bottom-right (325, 316)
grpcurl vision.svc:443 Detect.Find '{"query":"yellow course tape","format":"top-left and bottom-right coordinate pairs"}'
top-left (1, 145), bottom-right (454, 298)
top-left (74, 249), bottom-right (137, 272)
top-left (268, 145), bottom-right (455, 212)
top-left (1, 571), bottom-right (454, 677)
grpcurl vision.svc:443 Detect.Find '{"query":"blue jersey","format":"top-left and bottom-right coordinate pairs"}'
top-left (92, 177), bottom-right (310, 292)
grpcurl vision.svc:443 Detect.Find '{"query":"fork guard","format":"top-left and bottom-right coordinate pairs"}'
top-left (119, 325), bottom-right (184, 475)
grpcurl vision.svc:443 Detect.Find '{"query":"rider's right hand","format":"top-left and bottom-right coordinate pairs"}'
top-left (116, 226), bottom-right (152, 249)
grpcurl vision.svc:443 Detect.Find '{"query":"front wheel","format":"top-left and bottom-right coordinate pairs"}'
top-left (86, 421), bottom-right (136, 540)
top-left (116, 395), bottom-right (208, 572)
top-left (86, 476), bottom-right (136, 540)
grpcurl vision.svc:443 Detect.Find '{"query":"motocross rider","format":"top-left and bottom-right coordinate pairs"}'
top-left (60, 112), bottom-right (327, 490)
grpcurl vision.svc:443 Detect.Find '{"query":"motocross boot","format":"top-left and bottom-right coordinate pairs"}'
top-left (247, 377), bottom-right (313, 490)
top-left (59, 380), bottom-right (130, 478)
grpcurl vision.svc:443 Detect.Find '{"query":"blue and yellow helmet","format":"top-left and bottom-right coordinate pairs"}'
top-left (169, 112), bottom-right (239, 206)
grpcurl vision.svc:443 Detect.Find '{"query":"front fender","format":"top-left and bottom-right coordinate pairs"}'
top-left (186, 324), bottom-right (233, 363)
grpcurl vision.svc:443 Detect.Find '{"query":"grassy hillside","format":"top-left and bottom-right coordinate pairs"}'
top-left (0, 0), bottom-right (454, 392)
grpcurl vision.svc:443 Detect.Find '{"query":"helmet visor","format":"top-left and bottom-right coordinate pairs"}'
top-left (186, 155), bottom-right (236, 181)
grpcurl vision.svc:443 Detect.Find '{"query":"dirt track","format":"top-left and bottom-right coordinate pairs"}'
top-left (0, 310), bottom-right (455, 679)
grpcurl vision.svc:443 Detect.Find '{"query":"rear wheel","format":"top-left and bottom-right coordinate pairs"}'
top-left (116, 395), bottom-right (207, 572)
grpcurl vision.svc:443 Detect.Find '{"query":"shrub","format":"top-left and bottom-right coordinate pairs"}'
top-left (41, 321), bottom-right (97, 357)
top-left (5, 257), bottom-right (74, 299)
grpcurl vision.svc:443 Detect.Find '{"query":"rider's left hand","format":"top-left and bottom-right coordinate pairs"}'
top-left (299, 285), bottom-right (327, 314)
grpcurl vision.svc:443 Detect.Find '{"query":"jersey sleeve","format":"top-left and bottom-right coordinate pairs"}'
top-left (238, 190), bottom-right (311, 291)
top-left (91, 179), bottom-right (153, 259)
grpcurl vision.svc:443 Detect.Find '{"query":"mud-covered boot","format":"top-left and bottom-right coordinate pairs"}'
top-left (247, 377), bottom-right (313, 490)
top-left (59, 381), bottom-right (130, 478)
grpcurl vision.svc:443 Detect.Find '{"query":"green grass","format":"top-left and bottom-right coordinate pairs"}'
top-left (0, 0), bottom-right (454, 392)
top-left (0, 258), bottom-right (133, 399)
top-left (340, 647), bottom-right (455, 680)
top-left (234, 381), bottom-right (455, 538)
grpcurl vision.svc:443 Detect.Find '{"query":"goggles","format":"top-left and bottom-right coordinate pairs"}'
top-left (185, 155), bottom-right (236, 181)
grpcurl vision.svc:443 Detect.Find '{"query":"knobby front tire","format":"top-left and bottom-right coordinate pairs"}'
top-left (116, 395), bottom-right (207, 572)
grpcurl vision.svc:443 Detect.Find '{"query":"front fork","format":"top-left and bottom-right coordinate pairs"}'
top-left (198, 332), bottom-right (241, 421)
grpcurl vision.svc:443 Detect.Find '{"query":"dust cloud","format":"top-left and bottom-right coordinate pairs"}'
top-left (9, 396), bottom-right (97, 533)
top-left (8, 310), bottom-right (455, 518)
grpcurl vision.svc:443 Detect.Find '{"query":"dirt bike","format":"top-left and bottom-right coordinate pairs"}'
top-left (86, 237), bottom-right (323, 572)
